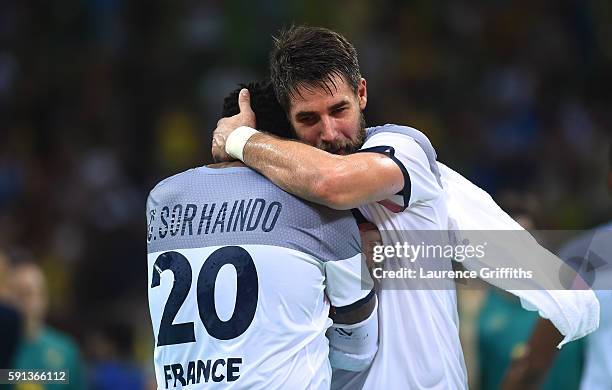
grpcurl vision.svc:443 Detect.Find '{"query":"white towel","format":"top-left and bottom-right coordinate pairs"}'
top-left (438, 162), bottom-right (600, 347)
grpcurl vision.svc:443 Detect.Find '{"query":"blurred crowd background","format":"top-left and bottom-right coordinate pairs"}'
top-left (0, 0), bottom-right (610, 389)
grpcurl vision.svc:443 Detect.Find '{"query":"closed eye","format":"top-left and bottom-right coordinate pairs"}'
top-left (296, 114), bottom-right (318, 126)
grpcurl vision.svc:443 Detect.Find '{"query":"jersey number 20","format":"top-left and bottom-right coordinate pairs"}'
top-left (151, 246), bottom-right (258, 346)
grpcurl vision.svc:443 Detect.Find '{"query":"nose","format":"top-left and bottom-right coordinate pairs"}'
top-left (319, 116), bottom-right (338, 143)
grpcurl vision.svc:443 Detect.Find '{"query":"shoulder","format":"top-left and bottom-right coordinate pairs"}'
top-left (147, 166), bottom-right (264, 202)
top-left (361, 124), bottom-right (443, 207)
top-left (147, 167), bottom-right (202, 200)
top-left (364, 124), bottom-right (437, 159)
top-left (364, 123), bottom-right (440, 175)
top-left (366, 124), bottom-right (429, 142)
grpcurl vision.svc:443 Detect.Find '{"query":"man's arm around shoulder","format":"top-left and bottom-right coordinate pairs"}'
top-left (244, 132), bottom-right (404, 210)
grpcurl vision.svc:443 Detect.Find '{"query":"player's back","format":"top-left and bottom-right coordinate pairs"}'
top-left (146, 165), bottom-right (364, 389)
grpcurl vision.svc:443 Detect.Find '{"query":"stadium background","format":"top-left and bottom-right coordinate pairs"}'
top-left (0, 0), bottom-right (610, 388)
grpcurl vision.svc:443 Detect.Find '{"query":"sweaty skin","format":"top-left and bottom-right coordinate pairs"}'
top-left (211, 76), bottom-right (404, 210)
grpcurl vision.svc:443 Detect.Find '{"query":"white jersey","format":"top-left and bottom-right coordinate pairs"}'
top-left (558, 222), bottom-right (612, 390)
top-left (582, 287), bottom-right (612, 390)
top-left (332, 125), bottom-right (468, 389)
top-left (146, 165), bottom-right (372, 389)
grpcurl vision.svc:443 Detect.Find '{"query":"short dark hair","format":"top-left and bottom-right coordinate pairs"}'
top-left (270, 25), bottom-right (361, 111)
top-left (221, 79), bottom-right (294, 139)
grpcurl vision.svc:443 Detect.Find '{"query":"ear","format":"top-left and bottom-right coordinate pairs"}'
top-left (358, 77), bottom-right (367, 110)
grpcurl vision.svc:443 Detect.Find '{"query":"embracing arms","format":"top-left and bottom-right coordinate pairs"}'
top-left (211, 89), bottom-right (404, 210)
top-left (244, 133), bottom-right (403, 210)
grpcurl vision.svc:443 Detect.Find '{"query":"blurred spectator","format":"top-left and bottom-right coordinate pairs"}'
top-left (10, 261), bottom-right (85, 390)
top-left (477, 192), bottom-right (584, 390)
top-left (87, 322), bottom-right (145, 390)
top-left (0, 251), bottom-right (22, 370)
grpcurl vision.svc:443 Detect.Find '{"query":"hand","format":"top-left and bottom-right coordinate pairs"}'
top-left (211, 88), bottom-right (257, 162)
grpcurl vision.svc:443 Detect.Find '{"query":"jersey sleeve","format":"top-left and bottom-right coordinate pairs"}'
top-left (324, 255), bottom-right (375, 310)
top-left (321, 217), bottom-right (375, 310)
top-left (358, 132), bottom-right (441, 211)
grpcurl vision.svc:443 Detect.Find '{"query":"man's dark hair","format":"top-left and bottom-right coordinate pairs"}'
top-left (221, 79), bottom-right (294, 139)
top-left (270, 25), bottom-right (361, 111)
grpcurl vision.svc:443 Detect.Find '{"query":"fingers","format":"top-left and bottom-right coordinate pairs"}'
top-left (238, 88), bottom-right (254, 115)
top-left (211, 137), bottom-right (223, 163)
top-left (211, 133), bottom-right (230, 163)
top-left (211, 143), bottom-right (235, 163)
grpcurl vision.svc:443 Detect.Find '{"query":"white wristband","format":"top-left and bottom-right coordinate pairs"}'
top-left (225, 126), bottom-right (259, 161)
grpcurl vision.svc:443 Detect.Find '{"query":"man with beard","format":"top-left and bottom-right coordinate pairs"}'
top-left (213, 26), bottom-right (466, 389)
top-left (211, 26), bottom-right (599, 389)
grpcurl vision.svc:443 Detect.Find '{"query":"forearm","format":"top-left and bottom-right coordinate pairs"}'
top-left (501, 318), bottom-right (563, 389)
top-left (519, 318), bottom-right (563, 379)
top-left (242, 132), bottom-right (403, 209)
top-left (242, 132), bottom-right (335, 205)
